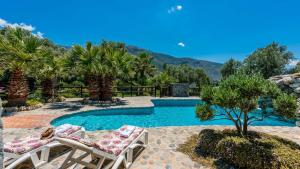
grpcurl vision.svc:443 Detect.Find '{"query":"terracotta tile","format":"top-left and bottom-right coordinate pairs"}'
top-left (3, 114), bottom-right (61, 128)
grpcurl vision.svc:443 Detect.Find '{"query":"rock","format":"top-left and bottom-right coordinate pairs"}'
top-left (156, 139), bottom-right (161, 145)
top-left (294, 87), bottom-right (300, 94)
top-left (294, 78), bottom-right (300, 83)
top-left (282, 76), bottom-right (293, 85)
top-left (165, 165), bottom-right (172, 169)
top-left (4, 107), bottom-right (18, 112)
top-left (289, 83), bottom-right (300, 88)
top-left (275, 79), bottom-right (285, 85)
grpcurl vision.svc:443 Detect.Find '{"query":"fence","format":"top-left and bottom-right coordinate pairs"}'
top-left (0, 85), bottom-right (201, 99)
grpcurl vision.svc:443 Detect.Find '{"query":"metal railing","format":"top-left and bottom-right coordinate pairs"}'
top-left (0, 85), bottom-right (201, 99)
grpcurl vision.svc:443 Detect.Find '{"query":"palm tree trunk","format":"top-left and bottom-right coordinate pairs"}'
top-left (86, 74), bottom-right (99, 100)
top-left (100, 75), bottom-right (114, 101)
top-left (41, 78), bottom-right (58, 102)
top-left (7, 68), bottom-right (29, 107)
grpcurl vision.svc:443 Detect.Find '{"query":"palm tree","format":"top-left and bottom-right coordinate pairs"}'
top-left (69, 42), bottom-right (101, 100)
top-left (132, 52), bottom-right (156, 85)
top-left (0, 27), bottom-right (44, 106)
top-left (34, 49), bottom-right (65, 102)
top-left (99, 41), bottom-right (130, 101)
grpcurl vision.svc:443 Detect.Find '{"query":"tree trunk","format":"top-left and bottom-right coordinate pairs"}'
top-left (41, 78), bottom-right (58, 102)
top-left (242, 112), bottom-right (248, 136)
top-left (225, 110), bottom-right (243, 136)
top-left (100, 75), bottom-right (114, 101)
top-left (7, 68), bottom-right (29, 107)
top-left (86, 74), bottom-right (99, 100)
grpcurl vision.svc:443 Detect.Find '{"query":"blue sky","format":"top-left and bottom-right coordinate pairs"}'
top-left (1, 0), bottom-right (300, 63)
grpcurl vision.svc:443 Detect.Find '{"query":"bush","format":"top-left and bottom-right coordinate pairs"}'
top-left (217, 136), bottom-right (277, 168)
top-left (195, 129), bottom-right (225, 156)
top-left (179, 129), bottom-right (300, 169)
top-left (28, 89), bottom-right (42, 100)
top-left (274, 93), bottom-right (298, 119)
top-left (26, 99), bottom-right (42, 106)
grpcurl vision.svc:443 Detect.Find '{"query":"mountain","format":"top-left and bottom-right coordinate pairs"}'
top-left (126, 46), bottom-right (223, 80)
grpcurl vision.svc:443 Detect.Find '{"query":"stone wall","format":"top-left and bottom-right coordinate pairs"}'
top-left (269, 73), bottom-right (300, 126)
top-left (170, 83), bottom-right (189, 97)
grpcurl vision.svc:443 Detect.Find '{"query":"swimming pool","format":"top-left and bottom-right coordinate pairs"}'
top-left (51, 99), bottom-right (296, 131)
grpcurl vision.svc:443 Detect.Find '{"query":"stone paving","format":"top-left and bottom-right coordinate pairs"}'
top-left (3, 126), bottom-right (300, 169)
top-left (2, 97), bottom-right (300, 169)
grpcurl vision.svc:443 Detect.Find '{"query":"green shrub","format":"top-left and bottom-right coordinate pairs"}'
top-left (60, 92), bottom-right (78, 98)
top-left (274, 93), bottom-right (298, 119)
top-left (28, 89), bottom-right (42, 100)
top-left (217, 136), bottom-right (277, 168)
top-left (179, 129), bottom-right (300, 169)
top-left (195, 129), bottom-right (225, 156)
top-left (26, 99), bottom-right (42, 106)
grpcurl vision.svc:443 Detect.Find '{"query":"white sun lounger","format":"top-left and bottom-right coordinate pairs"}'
top-left (55, 125), bottom-right (148, 169)
top-left (4, 124), bottom-right (85, 169)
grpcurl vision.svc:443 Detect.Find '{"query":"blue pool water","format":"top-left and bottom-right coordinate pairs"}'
top-left (51, 99), bottom-right (296, 131)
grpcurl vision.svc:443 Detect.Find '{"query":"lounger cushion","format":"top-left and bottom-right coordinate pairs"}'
top-left (4, 136), bottom-right (52, 154)
top-left (55, 125), bottom-right (82, 137)
top-left (94, 125), bottom-right (144, 156)
top-left (4, 125), bottom-right (82, 154)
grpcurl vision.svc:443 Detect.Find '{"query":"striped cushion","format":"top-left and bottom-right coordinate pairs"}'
top-left (4, 125), bottom-right (82, 154)
top-left (4, 136), bottom-right (52, 154)
top-left (94, 125), bottom-right (144, 156)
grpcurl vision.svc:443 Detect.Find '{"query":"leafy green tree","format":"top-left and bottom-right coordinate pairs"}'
top-left (221, 58), bottom-right (241, 78)
top-left (163, 64), bottom-right (210, 88)
top-left (0, 27), bottom-right (45, 106)
top-left (132, 52), bottom-right (156, 85)
top-left (196, 74), bottom-right (297, 136)
top-left (193, 68), bottom-right (211, 88)
top-left (243, 42), bottom-right (293, 78)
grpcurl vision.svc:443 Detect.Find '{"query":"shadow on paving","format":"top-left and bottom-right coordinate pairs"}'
top-left (45, 101), bottom-right (84, 112)
top-left (10, 144), bottom-right (145, 169)
top-left (46, 99), bottom-right (129, 112)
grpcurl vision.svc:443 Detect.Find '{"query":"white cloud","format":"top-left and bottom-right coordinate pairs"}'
top-left (0, 18), bottom-right (44, 38)
top-left (168, 5), bottom-right (183, 14)
top-left (176, 5), bottom-right (183, 11)
top-left (0, 18), bottom-right (35, 31)
top-left (178, 42), bottom-right (185, 47)
top-left (35, 31), bottom-right (44, 38)
top-left (0, 18), bottom-right (7, 26)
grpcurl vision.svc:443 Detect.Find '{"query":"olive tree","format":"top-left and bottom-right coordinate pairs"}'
top-left (196, 74), bottom-right (297, 136)
top-left (243, 42), bottom-right (293, 78)
top-left (221, 58), bottom-right (241, 79)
